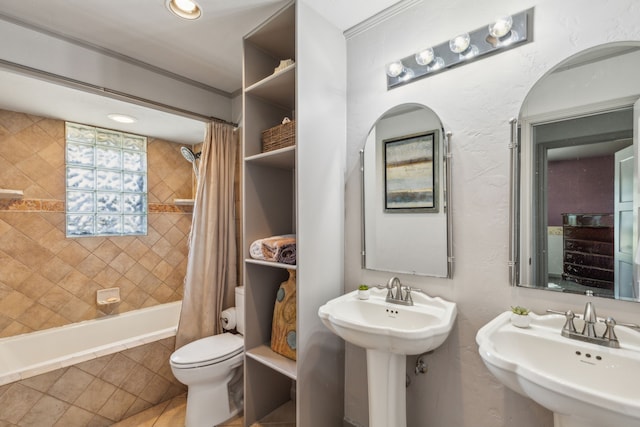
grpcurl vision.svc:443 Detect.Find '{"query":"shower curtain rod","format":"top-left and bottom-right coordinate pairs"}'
top-left (0, 59), bottom-right (239, 128)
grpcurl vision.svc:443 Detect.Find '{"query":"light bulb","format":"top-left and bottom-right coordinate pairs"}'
top-left (175, 0), bottom-right (197, 12)
top-left (449, 33), bottom-right (471, 54)
top-left (108, 114), bottom-right (137, 124)
top-left (488, 15), bottom-right (513, 38)
top-left (415, 48), bottom-right (435, 66)
top-left (385, 61), bottom-right (404, 78)
top-left (166, 0), bottom-right (202, 19)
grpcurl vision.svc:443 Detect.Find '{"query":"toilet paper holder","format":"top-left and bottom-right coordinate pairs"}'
top-left (221, 307), bottom-right (237, 330)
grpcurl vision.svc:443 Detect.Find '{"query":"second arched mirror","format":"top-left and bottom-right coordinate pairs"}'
top-left (361, 103), bottom-right (452, 277)
top-left (514, 42), bottom-right (640, 301)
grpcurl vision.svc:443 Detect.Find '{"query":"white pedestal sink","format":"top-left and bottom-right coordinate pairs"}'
top-left (477, 311), bottom-right (640, 427)
top-left (318, 287), bottom-right (457, 427)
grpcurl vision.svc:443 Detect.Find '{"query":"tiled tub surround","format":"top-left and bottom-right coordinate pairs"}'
top-left (0, 108), bottom-right (194, 338)
top-left (0, 302), bottom-right (186, 426)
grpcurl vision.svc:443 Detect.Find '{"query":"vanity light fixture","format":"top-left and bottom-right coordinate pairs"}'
top-left (166, 0), bottom-right (202, 20)
top-left (107, 113), bottom-right (137, 124)
top-left (386, 8), bottom-right (532, 89)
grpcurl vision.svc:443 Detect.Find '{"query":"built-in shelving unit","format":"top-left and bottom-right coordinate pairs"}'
top-left (242, 2), bottom-right (345, 426)
top-left (242, 3), bottom-right (297, 425)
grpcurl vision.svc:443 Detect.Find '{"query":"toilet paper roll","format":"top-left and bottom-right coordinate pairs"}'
top-left (221, 307), bottom-right (237, 330)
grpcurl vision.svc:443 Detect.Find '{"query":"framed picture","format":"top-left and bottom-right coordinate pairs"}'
top-left (384, 130), bottom-right (438, 212)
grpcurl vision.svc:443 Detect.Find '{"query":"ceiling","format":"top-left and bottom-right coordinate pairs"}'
top-left (0, 0), bottom-right (401, 144)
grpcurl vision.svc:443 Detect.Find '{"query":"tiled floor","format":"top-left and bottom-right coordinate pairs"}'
top-left (111, 393), bottom-right (242, 427)
top-left (114, 395), bottom-right (295, 427)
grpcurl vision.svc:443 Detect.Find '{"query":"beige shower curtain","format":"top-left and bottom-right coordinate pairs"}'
top-left (176, 121), bottom-right (238, 349)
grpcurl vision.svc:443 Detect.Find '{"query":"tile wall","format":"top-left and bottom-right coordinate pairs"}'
top-left (0, 336), bottom-right (186, 426)
top-left (0, 109), bottom-right (194, 338)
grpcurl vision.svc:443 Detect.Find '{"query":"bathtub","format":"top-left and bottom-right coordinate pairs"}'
top-left (0, 301), bottom-right (182, 386)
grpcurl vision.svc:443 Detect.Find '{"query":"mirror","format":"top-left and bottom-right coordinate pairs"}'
top-left (515, 42), bottom-right (640, 301)
top-left (361, 103), bottom-right (452, 277)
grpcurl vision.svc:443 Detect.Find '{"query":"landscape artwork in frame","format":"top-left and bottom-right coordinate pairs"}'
top-left (384, 130), bottom-right (438, 213)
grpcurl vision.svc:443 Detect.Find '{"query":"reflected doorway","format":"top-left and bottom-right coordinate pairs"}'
top-left (532, 107), bottom-right (634, 298)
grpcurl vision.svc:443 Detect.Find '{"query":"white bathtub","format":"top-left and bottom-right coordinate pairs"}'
top-left (0, 301), bottom-right (181, 386)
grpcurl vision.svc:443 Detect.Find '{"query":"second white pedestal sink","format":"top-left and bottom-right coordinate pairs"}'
top-left (318, 287), bottom-right (457, 427)
top-left (476, 311), bottom-right (640, 427)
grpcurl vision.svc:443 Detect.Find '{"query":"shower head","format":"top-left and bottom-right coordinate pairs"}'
top-left (180, 146), bottom-right (201, 177)
top-left (180, 146), bottom-right (201, 163)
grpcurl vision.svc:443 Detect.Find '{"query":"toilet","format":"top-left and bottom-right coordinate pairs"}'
top-left (171, 286), bottom-right (245, 427)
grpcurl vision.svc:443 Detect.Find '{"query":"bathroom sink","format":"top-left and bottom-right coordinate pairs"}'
top-left (318, 287), bottom-right (457, 355)
top-left (319, 286), bottom-right (456, 427)
top-left (476, 311), bottom-right (640, 427)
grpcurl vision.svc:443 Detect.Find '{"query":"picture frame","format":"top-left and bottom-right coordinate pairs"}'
top-left (384, 129), bottom-right (439, 213)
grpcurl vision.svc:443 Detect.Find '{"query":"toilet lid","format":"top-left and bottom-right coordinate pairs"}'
top-left (171, 333), bottom-right (244, 368)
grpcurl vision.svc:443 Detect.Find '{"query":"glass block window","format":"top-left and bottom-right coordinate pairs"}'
top-left (65, 122), bottom-right (147, 237)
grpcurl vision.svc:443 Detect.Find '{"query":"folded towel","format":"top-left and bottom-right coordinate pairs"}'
top-left (249, 234), bottom-right (296, 265)
top-left (250, 239), bottom-right (267, 260)
top-left (262, 236), bottom-right (296, 265)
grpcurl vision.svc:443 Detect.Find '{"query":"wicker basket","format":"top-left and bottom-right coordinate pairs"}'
top-left (261, 120), bottom-right (295, 152)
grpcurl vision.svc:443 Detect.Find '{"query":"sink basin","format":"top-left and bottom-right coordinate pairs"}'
top-left (319, 287), bottom-right (456, 427)
top-left (476, 311), bottom-right (640, 427)
top-left (318, 287), bottom-right (457, 355)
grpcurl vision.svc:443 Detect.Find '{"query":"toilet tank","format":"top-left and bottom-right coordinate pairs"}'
top-left (235, 286), bottom-right (245, 335)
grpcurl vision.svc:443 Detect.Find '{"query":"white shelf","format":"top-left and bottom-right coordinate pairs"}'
top-left (245, 145), bottom-right (295, 170)
top-left (0, 189), bottom-right (23, 199)
top-left (173, 198), bottom-right (195, 206)
top-left (246, 344), bottom-right (297, 380)
top-left (245, 258), bottom-right (297, 270)
top-left (245, 64), bottom-right (296, 110)
top-left (250, 400), bottom-right (296, 427)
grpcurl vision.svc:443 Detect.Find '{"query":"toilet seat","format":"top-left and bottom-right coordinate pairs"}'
top-left (171, 333), bottom-right (244, 369)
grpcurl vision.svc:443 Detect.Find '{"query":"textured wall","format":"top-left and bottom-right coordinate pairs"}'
top-left (0, 336), bottom-right (185, 426)
top-left (345, 1), bottom-right (640, 426)
top-left (0, 109), bottom-right (193, 338)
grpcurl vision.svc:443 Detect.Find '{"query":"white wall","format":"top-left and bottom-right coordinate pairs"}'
top-left (345, 1), bottom-right (640, 426)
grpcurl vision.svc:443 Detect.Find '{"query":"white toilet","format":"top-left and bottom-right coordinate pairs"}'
top-left (171, 286), bottom-right (245, 427)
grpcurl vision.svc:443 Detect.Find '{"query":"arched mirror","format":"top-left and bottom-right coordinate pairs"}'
top-left (513, 42), bottom-right (640, 301)
top-left (361, 103), bottom-right (452, 277)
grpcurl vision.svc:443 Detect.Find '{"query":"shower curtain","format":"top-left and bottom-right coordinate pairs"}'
top-left (176, 121), bottom-right (238, 349)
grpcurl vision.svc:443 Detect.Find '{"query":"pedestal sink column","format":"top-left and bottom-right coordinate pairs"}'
top-left (366, 349), bottom-right (407, 427)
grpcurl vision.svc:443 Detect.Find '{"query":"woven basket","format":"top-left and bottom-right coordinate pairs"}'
top-left (261, 120), bottom-right (295, 152)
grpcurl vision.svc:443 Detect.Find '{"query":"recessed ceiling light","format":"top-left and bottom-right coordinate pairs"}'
top-left (166, 0), bottom-right (202, 20)
top-left (108, 113), bottom-right (137, 124)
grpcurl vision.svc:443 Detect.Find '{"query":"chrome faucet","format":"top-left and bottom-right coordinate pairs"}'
top-left (385, 277), bottom-right (413, 306)
top-left (547, 302), bottom-right (640, 349)
top-left (581, 302), bottom-right (598, 338)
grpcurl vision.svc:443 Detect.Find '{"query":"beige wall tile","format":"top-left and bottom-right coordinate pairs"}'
top-left (120, 366), bottom-right (155, 396)
top-left (19, 273), bottom-right (56, 300)
top-left (0, 111), bottom-right (200, 335)
top-left (0, 383), bottom-right (43, 424)
top-left (47, 367), bottom-right (94, 404)
top-left (75, 355), bottom-right (114, 377)
top-left (0, 291), bottom-right (34, 319)
top-left (97, 388), bottom-right (136, 421)
top-left (18, 395), bottom-right (69, 427)
top-left (99, 354), bottom-right (139, 387)
top-left (53, 405), bottom-right (95, 427)
top-left (73, 378), bottom-right (117, 413)
top-left (138, 375), bottom-right (170, 405)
